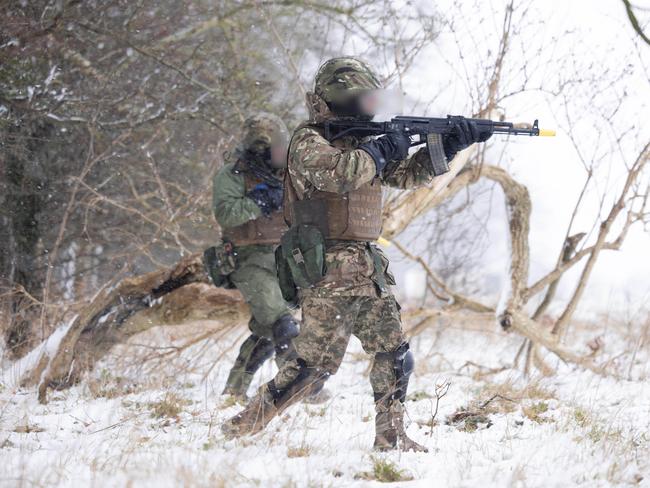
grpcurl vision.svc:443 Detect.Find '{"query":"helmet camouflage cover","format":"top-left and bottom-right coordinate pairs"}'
top-left (239, 112), bottom-right (289, 158)
top-left (314, 57), bottom-right (382, 105)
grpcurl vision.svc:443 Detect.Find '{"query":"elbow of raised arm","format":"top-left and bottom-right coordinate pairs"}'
top-left (310, 150), bottom-right (376, 193)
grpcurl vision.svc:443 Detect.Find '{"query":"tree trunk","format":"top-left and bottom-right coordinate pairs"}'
top-left (1, 120), bottom-right (51, 357)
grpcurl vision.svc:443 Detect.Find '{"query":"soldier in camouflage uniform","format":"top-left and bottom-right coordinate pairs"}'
top-left (222, 58), bottom-right (492, 450)
top-left (212, 113), bottom-right (300, 400)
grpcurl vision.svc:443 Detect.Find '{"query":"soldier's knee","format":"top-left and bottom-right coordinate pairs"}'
top-left (374, 341), bottom-right (413, 402)
top-left (272, 314), bottom-right (299, 355)
top-left (394, 342), bottom-right (414, 379)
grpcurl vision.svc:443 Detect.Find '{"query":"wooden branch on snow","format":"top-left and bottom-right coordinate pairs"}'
top-left (519, 233), bottom-right (586, 376)
top-left (22, 253), bottom-right (248, 404)
top-left (506, 310), bottom-right (608, 376)
top-left (480, 165), bottom-right (531, 316)
top-left (390, 161), bottom-right (617, 377)
top-left (479, 165), bottom-right (608, 375)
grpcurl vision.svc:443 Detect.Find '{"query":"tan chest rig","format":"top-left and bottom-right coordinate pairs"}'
top-left (283, 126), bottom-right (383, 241)
top-left (222, 171), bottom-right (287, 246)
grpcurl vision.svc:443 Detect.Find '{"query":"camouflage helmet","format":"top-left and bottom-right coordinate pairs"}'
top-left (314, 57), bottom-right (382, 105)
top-left (239, 112), bottom-right (288, 159)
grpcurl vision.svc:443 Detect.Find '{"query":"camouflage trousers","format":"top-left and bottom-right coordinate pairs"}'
top-left (230, 244), bottom-right (289, 333)
top-left (225, 245), bottom-right (291, 396)
top-left (272, 294), bottom-right (405, 396)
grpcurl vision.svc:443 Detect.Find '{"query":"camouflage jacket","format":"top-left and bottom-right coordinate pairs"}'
top-left (213, 162), bottom-right (263, 229)
top-left (289, 93), bottom-right (447, 297)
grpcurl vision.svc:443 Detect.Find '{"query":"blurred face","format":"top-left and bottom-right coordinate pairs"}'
top-left (329, 89), bottom-right (387, 118)
top-left (266, 128), bottom-right (289, 169)
top-left (269, 142), bottom-right (288, 169)
top-left (357, 90), bottom-right (381, 116)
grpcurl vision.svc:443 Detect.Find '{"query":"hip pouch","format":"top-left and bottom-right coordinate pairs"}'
top-left (276, 224), bottom-right (327, 292)
top-left (369, 244), bottom-right (397, 296)
top-left (275, 245), bottom-right (297, 304)
top-left (203, 241), bottom-right (237, 288)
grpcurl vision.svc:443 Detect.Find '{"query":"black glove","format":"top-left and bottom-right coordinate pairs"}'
top-left (358, 131), bottom-right (411, 174)
top-left (442, 119), bottom-right (493, 161)
top-left (247, 183), bottom-right (283, 217)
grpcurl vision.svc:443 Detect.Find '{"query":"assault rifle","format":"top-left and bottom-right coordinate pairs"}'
top-left (323, 115), bottom-right (556, 176)
top-left (235, 158), bottom-right (283, 189)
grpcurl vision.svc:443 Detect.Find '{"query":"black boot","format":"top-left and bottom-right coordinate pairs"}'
top-left (222, 358), bottom-right (330, 439)
top-left (271, 315), bottom-right (330, 403)
top-left (222, 334), bottom-right (274, 398)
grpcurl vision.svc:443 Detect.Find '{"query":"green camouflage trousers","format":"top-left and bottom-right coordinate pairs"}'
top-left (229, 244), bottom-right (289, 335)
top-left (273, 294), bottom-right (404, 396)
top-left (224, 244), bottom-right (291, 395)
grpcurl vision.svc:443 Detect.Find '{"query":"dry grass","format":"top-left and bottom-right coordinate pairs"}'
top-left (416, 416), bottom-right (439, 429)
top-left (173, 466), bottom-right (230, 488)
top-left (477, 378), bottom-right (555, 416)
top-left (286, 445), bottom-right (312, 458)
top-left (571, 406), bottom-right (624, 444)
top-left (355, 457), bottom-right (414, 483)
top-left (87, 368), bottom-right (139, 399)
top-left (219, 395), bottom-right (243, 409)
top-left (573, 406), bottom-right (590, 428)
top-left (306, 406), bottom-right (327, 418)
top-left (148, 393), bottom-right (190, 419)
top-left (13, 422), bottom-right (45, 434)
top-left (522, 401), bottom-right (551, 423)
top-left (448, 378), bottom-right (556, 431)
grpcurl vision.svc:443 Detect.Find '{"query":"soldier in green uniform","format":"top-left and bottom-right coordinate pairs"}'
top-left (222, 58), bottom-right (492, 450)
top-left (211, 113), bottom-right (300, 400)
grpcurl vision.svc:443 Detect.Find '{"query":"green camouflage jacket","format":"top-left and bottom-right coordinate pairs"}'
top-left (212, 162), bottom-right (263, 230)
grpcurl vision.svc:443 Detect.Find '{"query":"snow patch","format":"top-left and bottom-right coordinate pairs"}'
top-left (1, 319), bottom-right (648, 486)
top-left (2, 317), bottom-right (76, 389)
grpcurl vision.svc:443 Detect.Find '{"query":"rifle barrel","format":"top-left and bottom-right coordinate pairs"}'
top-left (325, 115), bottom-right (555, 141)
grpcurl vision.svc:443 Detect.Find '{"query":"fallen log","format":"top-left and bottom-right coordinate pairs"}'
top-left (19, 253), bottom-right (248, 403)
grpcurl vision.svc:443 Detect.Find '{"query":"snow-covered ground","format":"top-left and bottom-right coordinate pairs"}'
top-left (1, 316), bottom-right (649, 487)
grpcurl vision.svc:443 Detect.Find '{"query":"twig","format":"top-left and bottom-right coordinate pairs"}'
top-left (479, 393), bottom-right (516, 410)
top-left (429, 380), bottom-right (450, 437)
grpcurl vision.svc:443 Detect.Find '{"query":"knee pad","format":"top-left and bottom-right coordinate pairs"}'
top-left (375, 342), bottom-right (413, 403)
top-left (272, 314), bottom-right (300, 354)
top-left (394, 342), bottom-right (414, 402)
top-left (243, 335), bottom-right (274, 374)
